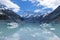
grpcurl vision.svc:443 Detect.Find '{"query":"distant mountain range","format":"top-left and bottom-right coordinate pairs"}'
top-left (22, 6), bottom-right (60, 23)
top-left (0, 6), bottom-right (60, 23)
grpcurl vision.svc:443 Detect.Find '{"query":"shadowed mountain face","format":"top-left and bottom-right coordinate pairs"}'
top-left (0, 9), bottom-right (23, 22)
top-left (54, 16), bottom-right (60, 22)
top-left (40, 6), bottom-right (60, 22)
top-left (0, 14), bottom-right (9, 20)
top-left (46, 6), bottom-right (60, 19)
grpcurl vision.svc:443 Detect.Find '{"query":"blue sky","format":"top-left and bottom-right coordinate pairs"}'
top-left (11, 0), bottom-right (52, 15)
top-left (0, 0), bottom-right (60, 15)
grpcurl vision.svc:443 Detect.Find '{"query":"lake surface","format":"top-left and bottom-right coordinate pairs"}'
top-left (0, 21), bottom-right (60, 40)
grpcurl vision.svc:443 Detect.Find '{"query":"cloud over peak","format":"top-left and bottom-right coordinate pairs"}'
top-left (0, 0), bottom-right (20, 12)
top-left (28, 0), bottom-right (60, 10)
top-left (37, 0), bottom-right (60, 9)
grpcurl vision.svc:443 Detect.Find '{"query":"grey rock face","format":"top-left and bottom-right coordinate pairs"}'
top-left (0, 9), bottom-right (22, 22)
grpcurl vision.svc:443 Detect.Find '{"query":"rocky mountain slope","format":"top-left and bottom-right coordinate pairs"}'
top-left (0, 9), bottom-right (23, 22)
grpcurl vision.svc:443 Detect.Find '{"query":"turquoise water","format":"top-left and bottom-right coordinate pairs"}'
top-left (0, 22), bottom-right (60, 40)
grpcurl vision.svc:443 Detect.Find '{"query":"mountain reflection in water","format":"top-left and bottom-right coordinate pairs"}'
top-left (0, 22), bottom-right (60, 40)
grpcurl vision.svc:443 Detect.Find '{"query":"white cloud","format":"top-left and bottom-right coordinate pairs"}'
top-left (28, 0), bottom-right (60, 13)
top-left (37, 0), bottom-right (60, 9)
top-left (0, 0), bottom-right (20, 12)
top-left (34, 9), bottom-right (41, 13)
top-left (34, 8), bottom-right (51, 13)
top-left (29, 0), bottom-right (60, 10)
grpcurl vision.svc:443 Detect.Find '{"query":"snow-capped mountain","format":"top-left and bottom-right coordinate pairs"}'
top-left (19, 11), bottom-right (42, 23)
top-left (19, 11), bottom-right (42, 18)
top-left (21, 6), bottom-right (60, 23)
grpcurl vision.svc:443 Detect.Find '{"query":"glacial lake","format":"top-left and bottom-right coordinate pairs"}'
top-left (0, 21), bottom-right (60, 40)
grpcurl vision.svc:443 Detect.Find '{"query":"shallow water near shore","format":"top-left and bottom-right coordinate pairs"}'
top-left (0, 21), bottom-right (60, 40)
